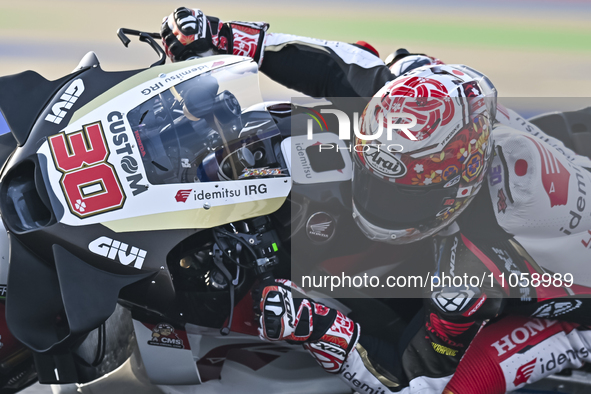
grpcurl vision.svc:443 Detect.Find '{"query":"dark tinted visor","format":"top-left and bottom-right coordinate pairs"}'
top-left (352, 160), bottom-right (459, 230)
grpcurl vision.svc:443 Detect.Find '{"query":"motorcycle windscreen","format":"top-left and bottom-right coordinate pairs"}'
top-left (127, 61), bottom-right (286, 185)
top-left (38, 57), bottom-right (291, 231)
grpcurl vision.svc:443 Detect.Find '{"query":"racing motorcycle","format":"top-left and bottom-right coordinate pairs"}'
top-left (0, 28), bottom-right (365, 394)
top-left (0, 29), bottom-right (591, 394)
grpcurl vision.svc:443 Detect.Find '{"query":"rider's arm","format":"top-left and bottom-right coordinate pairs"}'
top-left (161, 7), bottom-right (394, 98)
top-left (495, 104), bottom-right (591, 169)
top-left (396, 223), bottom-right (507, 393)
top-left (260, 33), bottom-right (394, 98)
top-left (445, 315), bottom-right (591, 394)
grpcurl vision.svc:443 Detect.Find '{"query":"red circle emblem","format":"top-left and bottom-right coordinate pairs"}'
top-left (515, 159), bottom-right (528, 176)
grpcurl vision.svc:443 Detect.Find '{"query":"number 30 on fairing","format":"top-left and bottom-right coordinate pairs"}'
top-left (48, 121), bottom-right (125, 218)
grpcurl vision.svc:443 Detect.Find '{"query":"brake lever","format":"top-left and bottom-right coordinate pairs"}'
top-left (117, 28), bottom-right (165, 67)
top-left (212, 245), bottom-right (235, 336)
top-left (139, 33), bottom-right (166, 67)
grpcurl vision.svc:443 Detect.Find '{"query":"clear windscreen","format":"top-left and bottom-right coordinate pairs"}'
top-left (126, 60), bottom-right (285, 185)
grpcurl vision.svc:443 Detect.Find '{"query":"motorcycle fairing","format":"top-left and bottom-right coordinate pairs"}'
top-left (6, 233), bottom-right (152, 355)
top-left (0, 70), bottom-right (80, 146)
top-left (0, 67), bottom-right (139, 148)
top-left (133, 319), bottom-right (200, 385)
top-left (35, 56), bottom-right (291, 232)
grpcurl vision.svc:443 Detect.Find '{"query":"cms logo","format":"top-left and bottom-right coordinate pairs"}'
top-left (88, 236), bottom-right (147, 269)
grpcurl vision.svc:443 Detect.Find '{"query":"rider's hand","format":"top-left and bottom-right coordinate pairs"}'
top-left (255, 279), bottom-right (360, 373)
top-left (161, 7), bottom-right (269, 66)
top-left (161, 7), bottom-right (214, 62)
top-left (256, 279), bottom-right (317, 342)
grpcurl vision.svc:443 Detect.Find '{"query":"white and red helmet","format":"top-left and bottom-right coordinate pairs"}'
top-left (352, 64), bottom-right (497, 244)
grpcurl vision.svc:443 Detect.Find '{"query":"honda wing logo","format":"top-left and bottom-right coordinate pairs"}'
top-left (45, 79), bottom-right (85, 124)
top-left (310, 222), bottom-right (331, 233)
top-left (88, 236), bottom-right (147, 269)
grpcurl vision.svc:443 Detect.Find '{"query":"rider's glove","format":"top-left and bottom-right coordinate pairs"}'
top-left (256, 279), bottom-right (360, 373)
top-left (161, 7), bottom-right (269, 66)
top-left (224, 21), bottom-right (269, 67)
top-left (161, 7), bottom-right (215, 62)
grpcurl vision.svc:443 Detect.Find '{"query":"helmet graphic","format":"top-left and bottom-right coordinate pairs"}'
top-left (352, 64), bottom-right (496, 244)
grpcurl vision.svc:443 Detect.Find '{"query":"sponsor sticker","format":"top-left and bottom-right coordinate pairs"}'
top-left (88, 236), bottom-right (147, 269)
top-left (363, 146), bottom-right (407, 178)
top-left (147, 323), bottom-right (186, 349)
top-left (306, 212), bottom-right (336, 243)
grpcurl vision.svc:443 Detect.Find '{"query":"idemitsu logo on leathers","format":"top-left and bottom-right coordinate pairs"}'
top-left (558, 165), bottom-right (587, 236)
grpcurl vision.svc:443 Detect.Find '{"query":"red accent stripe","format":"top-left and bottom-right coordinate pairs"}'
top-left (497, 103), bottom-right (511, 120)
top-left (461, 234), bottom-right (509, 295)
top-left (430, 313), bottom-right (474, 336)
top-left (462, 294), bottom-right (487, 317)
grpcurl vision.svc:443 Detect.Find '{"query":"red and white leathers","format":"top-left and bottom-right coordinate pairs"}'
top-left (261, 47), bottom-right (591, 394)
top-left (445, 315), bottom-right (591, 394)
top-left (164, 9), bottom-right (591, 393)
top-left (261, 50), bottom-right (591, 393)
top-left (491, 105), bottom-right (591, 285)
top-left (341, 315), bottom-right (591, 394)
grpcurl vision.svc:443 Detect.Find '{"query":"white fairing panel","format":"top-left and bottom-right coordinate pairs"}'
top-left (70, 319), bottom-right (349, 393)
top-left (133, 320), bottom-right (201, 385)
top-left (37, 56), bottom-right (291, 231)
top-left (158, 324), bottom-right (349, 394)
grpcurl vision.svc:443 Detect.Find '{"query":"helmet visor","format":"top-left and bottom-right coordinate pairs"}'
top-left (352, 159), bottom-right (459, 230)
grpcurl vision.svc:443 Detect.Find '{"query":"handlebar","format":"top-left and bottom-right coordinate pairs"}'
top-left (117, 28), bottom-right (166, 68)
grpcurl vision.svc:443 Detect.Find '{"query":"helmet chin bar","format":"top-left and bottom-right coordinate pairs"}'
top-left (351, 199), bottom-right (470, 246)
top-left (352, 202), bottom-right (423, 245)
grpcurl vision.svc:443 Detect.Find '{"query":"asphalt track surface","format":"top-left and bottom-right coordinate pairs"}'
top-left (5, 0), bottom-right (591, 393)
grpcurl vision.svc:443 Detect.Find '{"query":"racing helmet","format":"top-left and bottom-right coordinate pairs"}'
top-left (352, 64), bottom-right (497, 244)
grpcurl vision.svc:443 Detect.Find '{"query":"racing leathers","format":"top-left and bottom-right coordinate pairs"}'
top-left (163, 8), bottom-right (591, 393)
top-left (445, 314), bottom-right (591, 394)
top-left (257, 30), bottom-right (591, 393)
